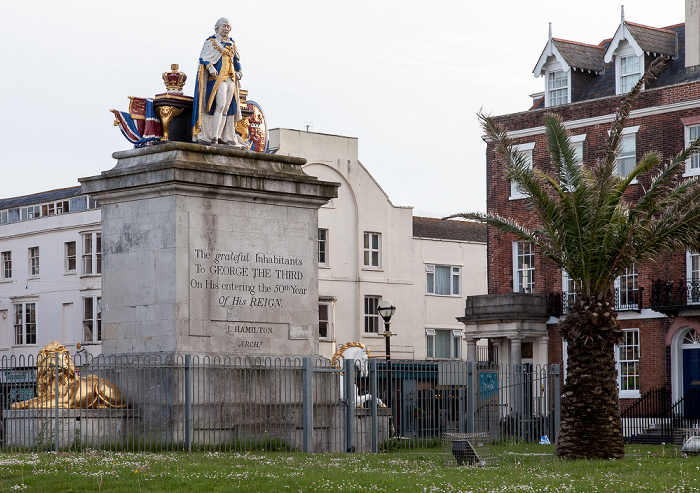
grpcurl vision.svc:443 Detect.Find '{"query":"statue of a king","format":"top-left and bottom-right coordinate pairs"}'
top-left (191, 18), bottom-right (248, 147)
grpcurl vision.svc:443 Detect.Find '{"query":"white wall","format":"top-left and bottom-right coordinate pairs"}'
top-left (0, 129), bottom-right (488, 363)
top-left (0, 208), bottom-right (101, 360)
top-left (273, 128), bottom-right (487, 360)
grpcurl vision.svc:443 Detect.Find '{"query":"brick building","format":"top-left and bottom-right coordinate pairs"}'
top-left (461, 1), bottom-right (700, 413)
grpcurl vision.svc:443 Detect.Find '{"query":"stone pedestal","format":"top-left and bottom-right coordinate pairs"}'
top-left (4, 409), bottom-right (138, 450)
top-left (80, 142), bottom-right (339, 358)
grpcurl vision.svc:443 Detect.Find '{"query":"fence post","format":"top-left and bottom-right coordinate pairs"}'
top-left (344, 358), bottom-right (355, 452)
top-left (520, 365), bottom-right (526, 442)
top-left (302, 358), bottom-right (314, 453)
top-left (552, 364), bottom-right (561, 444)
top-left (184, 354), bottom-right (191, 452)
top-left (55, 354), bottom-right (60, 453)
top-left (370, 358), bottom-right (378, 453)
top-left (458, 386), bottom-right (465, 434)
top-left (466, 361), bottom-right (474, 433)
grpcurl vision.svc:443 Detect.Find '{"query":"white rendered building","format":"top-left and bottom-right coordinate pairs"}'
top-left (0, 188), bottom-right (102, 360)
top-left (0, 130), bottom-right (487, 361)
top-left (270, 129), bottom-right (488, 360)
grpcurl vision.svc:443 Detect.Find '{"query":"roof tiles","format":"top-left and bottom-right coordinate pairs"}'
top-left (412, 217), bottom-right (487, 243)
top-left (553, 39), bottom-right (605, 73)
top-left (626, 22), bottom-right (677, 57)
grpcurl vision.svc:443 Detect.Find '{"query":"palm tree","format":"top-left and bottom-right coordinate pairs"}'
top-left (449, 59), bottom-right (700, 459)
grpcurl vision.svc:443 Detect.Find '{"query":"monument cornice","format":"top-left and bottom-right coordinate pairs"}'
top-left (80, 143), bottom-right (339, 204)
top-left (111, 141), bottom-right (306, 166)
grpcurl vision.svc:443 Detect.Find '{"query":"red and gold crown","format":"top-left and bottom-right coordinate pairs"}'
top-left (162, 64), bottom-right (187, 93)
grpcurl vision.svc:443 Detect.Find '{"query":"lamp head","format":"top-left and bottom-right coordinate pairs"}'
top-left (377, 300), bottom-right (396, 324)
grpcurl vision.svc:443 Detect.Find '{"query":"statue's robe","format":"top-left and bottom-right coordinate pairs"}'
top-left (191, 34), bottom-right (243, 144)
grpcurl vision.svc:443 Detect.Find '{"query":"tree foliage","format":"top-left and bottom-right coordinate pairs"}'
top-left (449, 58), bottom-right (700, 306)
top-left (448, 58), bottom-right (700, 459)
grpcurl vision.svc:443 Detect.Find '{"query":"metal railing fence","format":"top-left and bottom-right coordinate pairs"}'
top-left (547, 288), bottom-right (643, 317)
top-left (0, 353), bottom-right (560, 452)
top-left (651, 279), bottom-right (700, 308)
top-left (621, 386), bottom-right (700, 443)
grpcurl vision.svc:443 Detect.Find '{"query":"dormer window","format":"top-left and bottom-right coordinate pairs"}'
top-left (548, 70), bottom-right (568, 106)
top-left (602, 9), bottom-right (678, 97)
top-left (533, 27), bottom-right (603, 108)
top-left (619, 54), bottom-right (642, 93)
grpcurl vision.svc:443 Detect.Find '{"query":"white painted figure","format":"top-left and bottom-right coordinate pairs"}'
top-left (332, 342), bottom-right (385, 408)
top-left (191, 18), bottom-right (248, 147)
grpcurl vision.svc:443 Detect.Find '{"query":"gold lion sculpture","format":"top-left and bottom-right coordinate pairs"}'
top-left (11, 341), bottom-right (126, 409)
top-left (234, 116), bottom-right (252, 144)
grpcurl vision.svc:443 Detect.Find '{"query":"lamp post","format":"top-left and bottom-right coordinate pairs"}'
top-left (377, 300), bottom-right (396, 359)
top-left (377, 300), bottom-right (396, 424)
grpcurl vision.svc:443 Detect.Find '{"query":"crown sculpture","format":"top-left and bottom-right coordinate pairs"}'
top-left (162, 64), bottom-right (187, 93)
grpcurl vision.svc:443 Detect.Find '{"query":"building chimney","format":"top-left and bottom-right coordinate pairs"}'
top-left (686, 0), bottom-right (700, 68)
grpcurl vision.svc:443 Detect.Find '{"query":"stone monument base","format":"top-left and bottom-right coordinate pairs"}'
top-left (80, 142), bottom-right (339, 358)
top-left (4, 409), bottom-right (138, 450)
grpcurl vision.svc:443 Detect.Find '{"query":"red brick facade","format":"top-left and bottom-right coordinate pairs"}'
top-left (487, 55), bottom-right (700, 403)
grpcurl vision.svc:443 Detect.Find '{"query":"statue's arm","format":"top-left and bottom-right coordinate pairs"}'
top-left (234, 54), bottom-right (242, 80)
top-left (199, 38), bottom-right (220, 77)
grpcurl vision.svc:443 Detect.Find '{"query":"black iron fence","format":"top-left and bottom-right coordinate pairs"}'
top-left (651, 279), bottom-right (700, 309)
top-left (546, 288), bottom-right (643, 318)
top-left (0, 353), bottom-right (561, 452)
top-left (621, 386), bottom-right (700, 443)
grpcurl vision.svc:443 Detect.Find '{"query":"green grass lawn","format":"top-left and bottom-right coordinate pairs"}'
top-left (0, 443), bottom-right (699, 492)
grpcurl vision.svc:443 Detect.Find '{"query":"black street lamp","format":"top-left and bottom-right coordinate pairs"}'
top-left (377, 300), bottom-right (396, 422)
top-left (377, 300), bottom-right (396, 359)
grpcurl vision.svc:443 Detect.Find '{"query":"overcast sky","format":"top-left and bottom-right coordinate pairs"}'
top-left (0, 1), bottom-right (686, 216)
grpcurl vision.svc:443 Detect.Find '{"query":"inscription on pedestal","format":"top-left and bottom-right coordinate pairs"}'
top-left (187, 211), bottom-right (314, 343)
top-left (189, 249), bottom-right (307, 310)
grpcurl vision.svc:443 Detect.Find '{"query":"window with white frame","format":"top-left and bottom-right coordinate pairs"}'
top-left (615, 264), bottom-right (638, 309)
top-left (561, 270), bottom-right (577, 313)
top-left (561, 134), bottom-right (587, 186)
top-left (1, 251), bottom-right (11, 280)
top-left (685, 125), bottom-right (700, 175)
top-left (570, 134), bottom-right (586, 166)
top-left (513, 241), bottom-right (535, 293)
top-left (82, 232), bottom-right (101, 276)
top-left (14, 302), bottom-right (37, 346)
top-left (364, 295), bottom-right (381, 334)
top-left (41, 200), bottom-right (70, 217)
top-left (426, 264), bottom-right (461, 296)
top-left (426, 329), bottom-right (462, 359)
top-left (688, 251), bottom-right (700, 282)
top-left (619, 54), bottom-right (642, 93)
top-left (83, 296), bottom-right (101, 343)
top-left (20, 205), bottom-right (41, 221)
top-left (28, 247), bottom-right (39, 277)
top-left (65, 241), bottom-right (76, 273)
top-left (363, 232), bottom-right (381, 268)
top-left (509, 142), bottom-right (535, 200)
top-left (318, 229), bottom-right (328, 266)
top-left (613, 126), bottom-right (639, 179)
top-left (547, 70), bottom-right (568, 106)
top-left (319, 302), bottom-right (331, 339)
top-left (687, 251), bottom-right (700, 303)
top-left (88, 196), bottom-right (100, 210)
top-left (616, 328), bottom-right (640, 397)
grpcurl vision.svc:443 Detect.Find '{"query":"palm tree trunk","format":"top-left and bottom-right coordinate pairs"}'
top-left (556, 295), bottom-right (624, 459)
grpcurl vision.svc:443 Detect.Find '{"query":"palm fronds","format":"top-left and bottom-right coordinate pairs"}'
top-left (449, 57), bottom-right (700, 299)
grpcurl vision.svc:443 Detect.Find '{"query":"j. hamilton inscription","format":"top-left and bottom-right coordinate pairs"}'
top-left (211, 322), bottom-right (288, 352)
